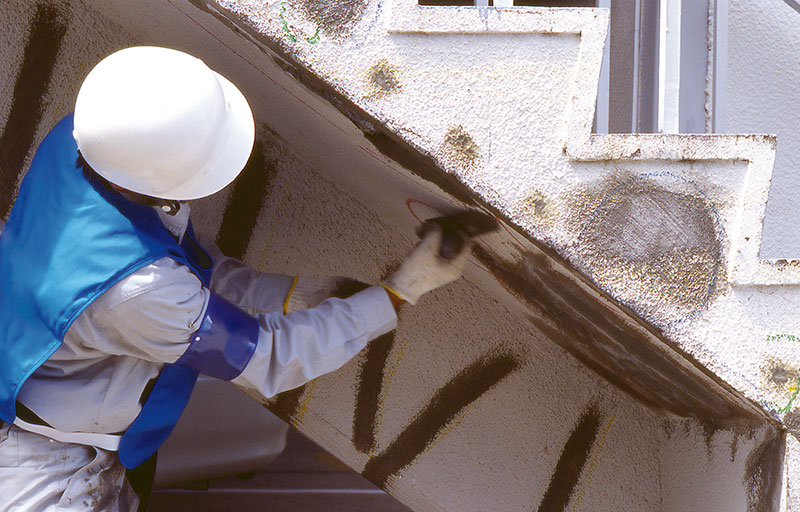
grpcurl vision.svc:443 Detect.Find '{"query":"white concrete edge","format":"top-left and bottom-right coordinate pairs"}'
top-left (387, 0), bottom-right (800, 285)
top-left (387, 1), bottom-right (604, 35)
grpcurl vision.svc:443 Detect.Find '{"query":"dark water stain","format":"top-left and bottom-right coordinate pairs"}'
top-left (576, 175), bottom-right (724, 324)
top-left (536, 406), bottom-right (601, 512)
top-left (293, 0), bottom-right (369, 38)
top-left (744, 432), bottom-right (785, 512)
top-left (784, 409), bottom-right (800, 442)
top-left (353, 332), bottom-right (396, 453)
top-left (361, 352), bottom-right (520, 487)
top-left (270, 384), bottom-right (309, 422)
top-left (473, 244), bottom-right (753, 423)
top-left (215, 140), bottom-right (279, 260)
top-left (0, 3), bottom-right (67, 219)
top-left (367, 59), bottom-right (400, 97)
top-left (442, 125), bottom-right (481, 170)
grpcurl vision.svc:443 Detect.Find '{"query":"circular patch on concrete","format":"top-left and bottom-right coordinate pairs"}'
top-left (577, 172), bottom-right (725, 326)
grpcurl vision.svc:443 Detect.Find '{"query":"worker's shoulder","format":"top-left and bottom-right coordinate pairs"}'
top-left (94, 256), bottom-right (205, 314)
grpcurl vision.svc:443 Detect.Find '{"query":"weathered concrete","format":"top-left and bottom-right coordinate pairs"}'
top-left (0, 0), bottom-right (797, 510)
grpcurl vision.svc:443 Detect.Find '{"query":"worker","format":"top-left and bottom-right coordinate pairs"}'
top-left (0, 46), bottom-right (471, 511)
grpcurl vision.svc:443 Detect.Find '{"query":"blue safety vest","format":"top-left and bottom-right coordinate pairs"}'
top-left (0, 114), bottom-right (255, 468)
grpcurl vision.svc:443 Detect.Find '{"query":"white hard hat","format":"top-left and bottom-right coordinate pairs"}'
top-left (74, 46), bottom-right (255, 200)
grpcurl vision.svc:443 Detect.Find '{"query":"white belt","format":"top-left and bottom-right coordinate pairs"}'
top-left (13, 417), bottom-right (122, 451)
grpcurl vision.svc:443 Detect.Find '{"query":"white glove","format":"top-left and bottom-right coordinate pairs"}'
top-left (381, 224), bottom-right (471, 305)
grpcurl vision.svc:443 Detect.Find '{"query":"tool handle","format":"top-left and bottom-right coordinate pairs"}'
top-left (415, 210), bottom-right (498, 260)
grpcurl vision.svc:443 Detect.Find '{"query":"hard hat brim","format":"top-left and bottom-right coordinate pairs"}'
top-left (162, 72), bottom-right (256, 201)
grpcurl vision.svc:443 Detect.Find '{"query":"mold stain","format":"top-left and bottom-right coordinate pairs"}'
top-left (536, 406), bottom-right (601, 512)
top-left (441, 125), bottom-right (481, 171)
top-left (744, 433), bottom-right (785, 512)
top-left (761, 359), bottom-right (800, 415)
top-left (0, 2), bottom-right (67, 218)
top-left (366, 59), bottom-right (401, 99)
top-left (292, 0), bottom-right (368, 38)
top-left (360, 351), bottom-right (520, 488)
top-left (516, 190), bottom-right (557, 232)
top-left (575, 173), bottom-right (725, 326)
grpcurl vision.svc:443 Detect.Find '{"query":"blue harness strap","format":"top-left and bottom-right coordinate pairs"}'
top-left (175, 292), bottom-right (259, 381)
top-left (119, 292), bottom-right (259, 469)
top-left (118, 365), bottom-right (198, 469)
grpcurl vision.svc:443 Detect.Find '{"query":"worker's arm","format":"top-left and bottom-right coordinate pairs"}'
top-left (72, 258), bottom-right (396, 397)
top-left (202, 236), bottom-right (404, 314)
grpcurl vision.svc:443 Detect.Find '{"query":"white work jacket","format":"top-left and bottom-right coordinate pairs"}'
top-left (6, 205), bottom-right (397, 436)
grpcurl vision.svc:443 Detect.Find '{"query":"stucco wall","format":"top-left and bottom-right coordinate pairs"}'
top-left (725, 0), bottom-right (800, 261)
top-left (0, 1), bottom-right (794, 511)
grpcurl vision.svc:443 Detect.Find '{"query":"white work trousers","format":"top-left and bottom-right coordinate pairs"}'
top-left (0, 423), bottom-right (138, 511)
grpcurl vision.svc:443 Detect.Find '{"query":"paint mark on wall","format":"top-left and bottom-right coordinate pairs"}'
top-left (361, 351), bottom-right (519, 487)
top-left (353, 332), bottom-right (396, 454)
top-left (366, 59), bottom-right (401, 98)
top-left (744, 432), bottom-right (786, 512)
top-left (536, 406), bottom-right (602, 512)
top-left (0, 2), bottom-right (67, 218)
top-left (270, 383), bottom-right (310, 425)
top-left (293, 0), bottom-right (368, 38)
top-left (569, 414), bottom-right (615, 512)
top-left (440, 125), bottom-right (481, 172)
top-left (216, 140), bottom-right (277, 260)
top-left (575, 172), bottom-right (724, 327)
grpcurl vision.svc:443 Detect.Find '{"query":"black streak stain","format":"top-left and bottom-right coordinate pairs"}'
top-left (744, 432), bottom-right (786, 512)
top-left (536, 407), bottom-right (601, 512)
top-left (0, 3), bottom-right (67, 218)
top-left (271, 384), bottom-right (308, 423)
top-left (361, 352), bottom-right (519, 488)
top-left (215, 141), bottom-right (277, 260)
top-left (472, 244), bottom-right (747, 423)
top-left (353, 332), bottom-right (396, 453)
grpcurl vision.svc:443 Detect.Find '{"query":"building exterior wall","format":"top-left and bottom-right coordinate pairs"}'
top-left (0, 1), bottom-right (796, 510)
top-left (724, 0), bottom-right (800, 260)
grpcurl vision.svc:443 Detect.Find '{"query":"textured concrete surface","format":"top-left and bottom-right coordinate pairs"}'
top-left (0, 0), bottom-right (798, 510)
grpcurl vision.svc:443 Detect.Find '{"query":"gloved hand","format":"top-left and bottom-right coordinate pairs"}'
top-left (381, 224), bottom-right (471, 305)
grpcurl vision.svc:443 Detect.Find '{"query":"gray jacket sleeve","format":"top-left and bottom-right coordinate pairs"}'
top-left (76, 255), bottom-right (397, 399)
